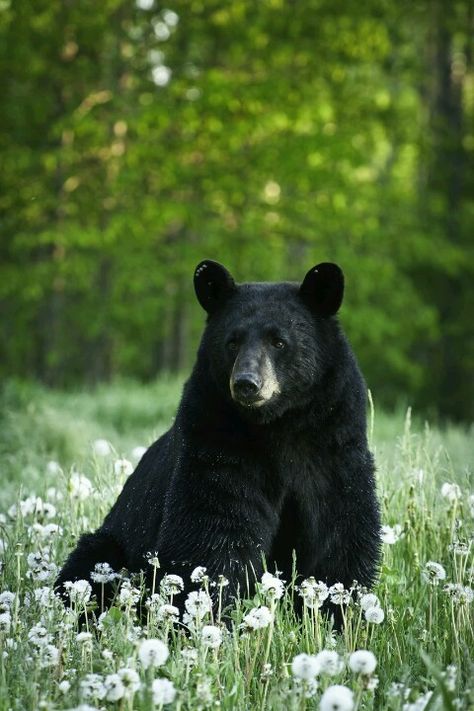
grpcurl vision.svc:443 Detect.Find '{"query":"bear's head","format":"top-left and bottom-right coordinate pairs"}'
top-left (194, 260), bottom-right (344, 423)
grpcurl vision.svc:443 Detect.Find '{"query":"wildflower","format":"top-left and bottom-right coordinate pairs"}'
top-left (28, 624), bottom-right (52, 647)
top-left (76, 632), bottom-right (93, 644)
top-left (118, 668), bottom-right (141, 696)
top-left (367, 676), bottom-right (379, 691)
top-left (349, 650), bottom-right (377, 675)
top-left (359, 593), bottom-right (380, 611)
top-left (0, 591), bottom-right (16, 612)
top-left (0, 612), bottom-right (11, 633)
top-left (152, 678), bottom-right (176, 705)
top-left (25, 586), bottom-right (55, 608)
top-left (114, 458), bottom-right (134, 477)
top-left (46, 460), bottom-right (62, 475)
top-left (449, 541), bottom-right (471, 556)
top-left (30, 522), bottom-right (62, 541)
top-left (444, 583), bottom-right (474, 604)
top-left (291, 653), bottom-right (320, 680)
top-left (92, 439), bottom-right (112, 456)
top-left (64, 579), bottom-right (92, 604)
top-left (299, 578), bottom-right (329, 608)
top-left (90, 562), bottom-right (118, 583)
top-left (218, 574), bottom-right (229, 587)
top-left (184, 590), bottom-right (212, 620)
top-left (201, 625), bottom-right (222, 649)
top-left (329, 583), bottom-right (351, 605)
top-left (58, 680), bottom-right (71, 694)
top-left (320, 685), bottom-right (354, 711)
top-left (80, 673), bottom-right (107, 700)
top-left (364, 606), bottom-right (385, 624)
top-left (260, 572), bottom-right (285, 599)
top-left (131, 445), bottom-right (147, 461)
top-left (161, 574), bottom-right (184, 596)
top-left (422, 561), bottom-right (446, 585)
top-left (118, 579), bottom-right (140, 606)
top-left (39, 644), bottom-right (59, 668)
top-left (26, 552), bottom-right (58, 582)
top-left (441, 483), bottom-right (461, 503)
top-left (104, 674), bottom-right (125, 701)
top-left (138, 639), bottom-right (169, 669)
top-left (315, 650), bottom-right (343, 675)
top-left (156, 604), bottom-right (180, 622)
top-left (468, 494), bottom-right (474, 518)
top-left (243, 605), bottom-right (273, 630)
top-left (146, 551), bottom-right (160, 568)
top-left (69, 473), bottom-right (93, 501)
top-left (190, 566), bottom-right (207, 583)
top-left (380, 525), bottom-right (403, 544)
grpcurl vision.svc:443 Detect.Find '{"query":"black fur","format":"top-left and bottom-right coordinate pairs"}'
top-left (56, 261), bottom-right (381, 614)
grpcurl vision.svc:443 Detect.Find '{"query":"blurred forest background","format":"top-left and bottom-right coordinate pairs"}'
top-left (0, 0), bottom-right (473, 421)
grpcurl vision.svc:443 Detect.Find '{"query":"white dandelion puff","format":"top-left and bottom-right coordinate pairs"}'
top-left (260, 572), bottom-right (285, 599)
top-left (359, 593), bottom-right (380, 611)
top-left (243, 605), bottom-right (273, 630)
top-left (315, 650), bottom-right (343, 676)
top-left (201, 625), bottom-right (222, 649)
top-left (138, 639), bottom-right (169, 669)
top-left (441, 482), bottom-right (461, 503)
top-left (291, 653), bottom-right (320, 680)
top-left (151, 678), bottom-right (176, 705)
top-left (320, 684), bottom-right (354, 711)
top-left (114, 459), bottom-right (134, 478)
top-left (364, 606), bottom-right (385, 624)
top-left (92, 439), bottom-right (112, 457)
top-left (190, 566), bottom-right (207, 583)
top-left (184, 590), bottom-right (212, 620)
top-left (422, 561), bottom-right (446, 585)
top-left (349, 650), bottom-right (377, 675)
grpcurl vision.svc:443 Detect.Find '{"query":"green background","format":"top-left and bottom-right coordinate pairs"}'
top-left (1, 0), bottom-right (473, 420)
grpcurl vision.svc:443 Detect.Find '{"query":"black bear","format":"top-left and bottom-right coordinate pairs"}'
top-left (56, 260), bottom-right (381, 613)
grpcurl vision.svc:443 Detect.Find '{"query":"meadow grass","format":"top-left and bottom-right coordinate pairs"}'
top-left (0, 379), bottom-right (473, 710)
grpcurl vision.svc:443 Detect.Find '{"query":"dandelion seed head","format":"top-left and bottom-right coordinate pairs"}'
top-left (364, 606), bottom-right (385, 624)
top-left (441, 482), bottom-right (461, 503)
top-left (190, 566), bottom-right (207, 583)
top-left (260, 572), bottom-right (285, 599)
top-left (315, 650), bottom-right (343, 676)
top-left (138, 638), bottom-right (169, 669)
top-left (348, 650), bottom-right (377, 675)
top-left (243, 605), bottom-right (273, 630)
top-left (320, 684), bottom-right (354, 711)
top-left (421, 561), bottom-right (446, 585)
top-left (151, 678), bottom-right (176, 705)
top-left (184, 590), bottom-right (212, 620)
top-left (201, 625), bottom-right (222, 649)
top-left (291, 653), bottom-right (320, 680)
top-left (92, 439), bottom-right (112, 457)
top-left (161, 573), bottom-right (184, 595)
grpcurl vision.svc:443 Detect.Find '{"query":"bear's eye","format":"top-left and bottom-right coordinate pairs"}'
top-left (227, 340), bottom-right (239, 352)
top-left (272, 338), bottom-right (286, 350)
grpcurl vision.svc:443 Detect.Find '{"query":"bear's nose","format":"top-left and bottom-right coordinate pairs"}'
top-left (233, 373), bottom-right (262, 399)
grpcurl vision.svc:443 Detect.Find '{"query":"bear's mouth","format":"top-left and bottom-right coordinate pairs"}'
top-left (234, 394), bottom-right (267, 408)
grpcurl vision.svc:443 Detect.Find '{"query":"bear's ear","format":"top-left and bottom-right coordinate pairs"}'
top-left (194, 260), bottom-right (236, 314)
top-left (299, 262), bottom-right (344, 316)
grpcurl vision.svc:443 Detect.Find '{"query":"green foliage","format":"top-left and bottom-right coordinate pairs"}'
top-left (0, 1), bottom-right (473, 419)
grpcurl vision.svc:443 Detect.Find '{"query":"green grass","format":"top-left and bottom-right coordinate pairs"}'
top-left (0, 379), bottom-right (473, 710)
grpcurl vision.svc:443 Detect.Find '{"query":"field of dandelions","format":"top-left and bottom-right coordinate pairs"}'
top-left (0, 379), bottom-right (473, 711)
